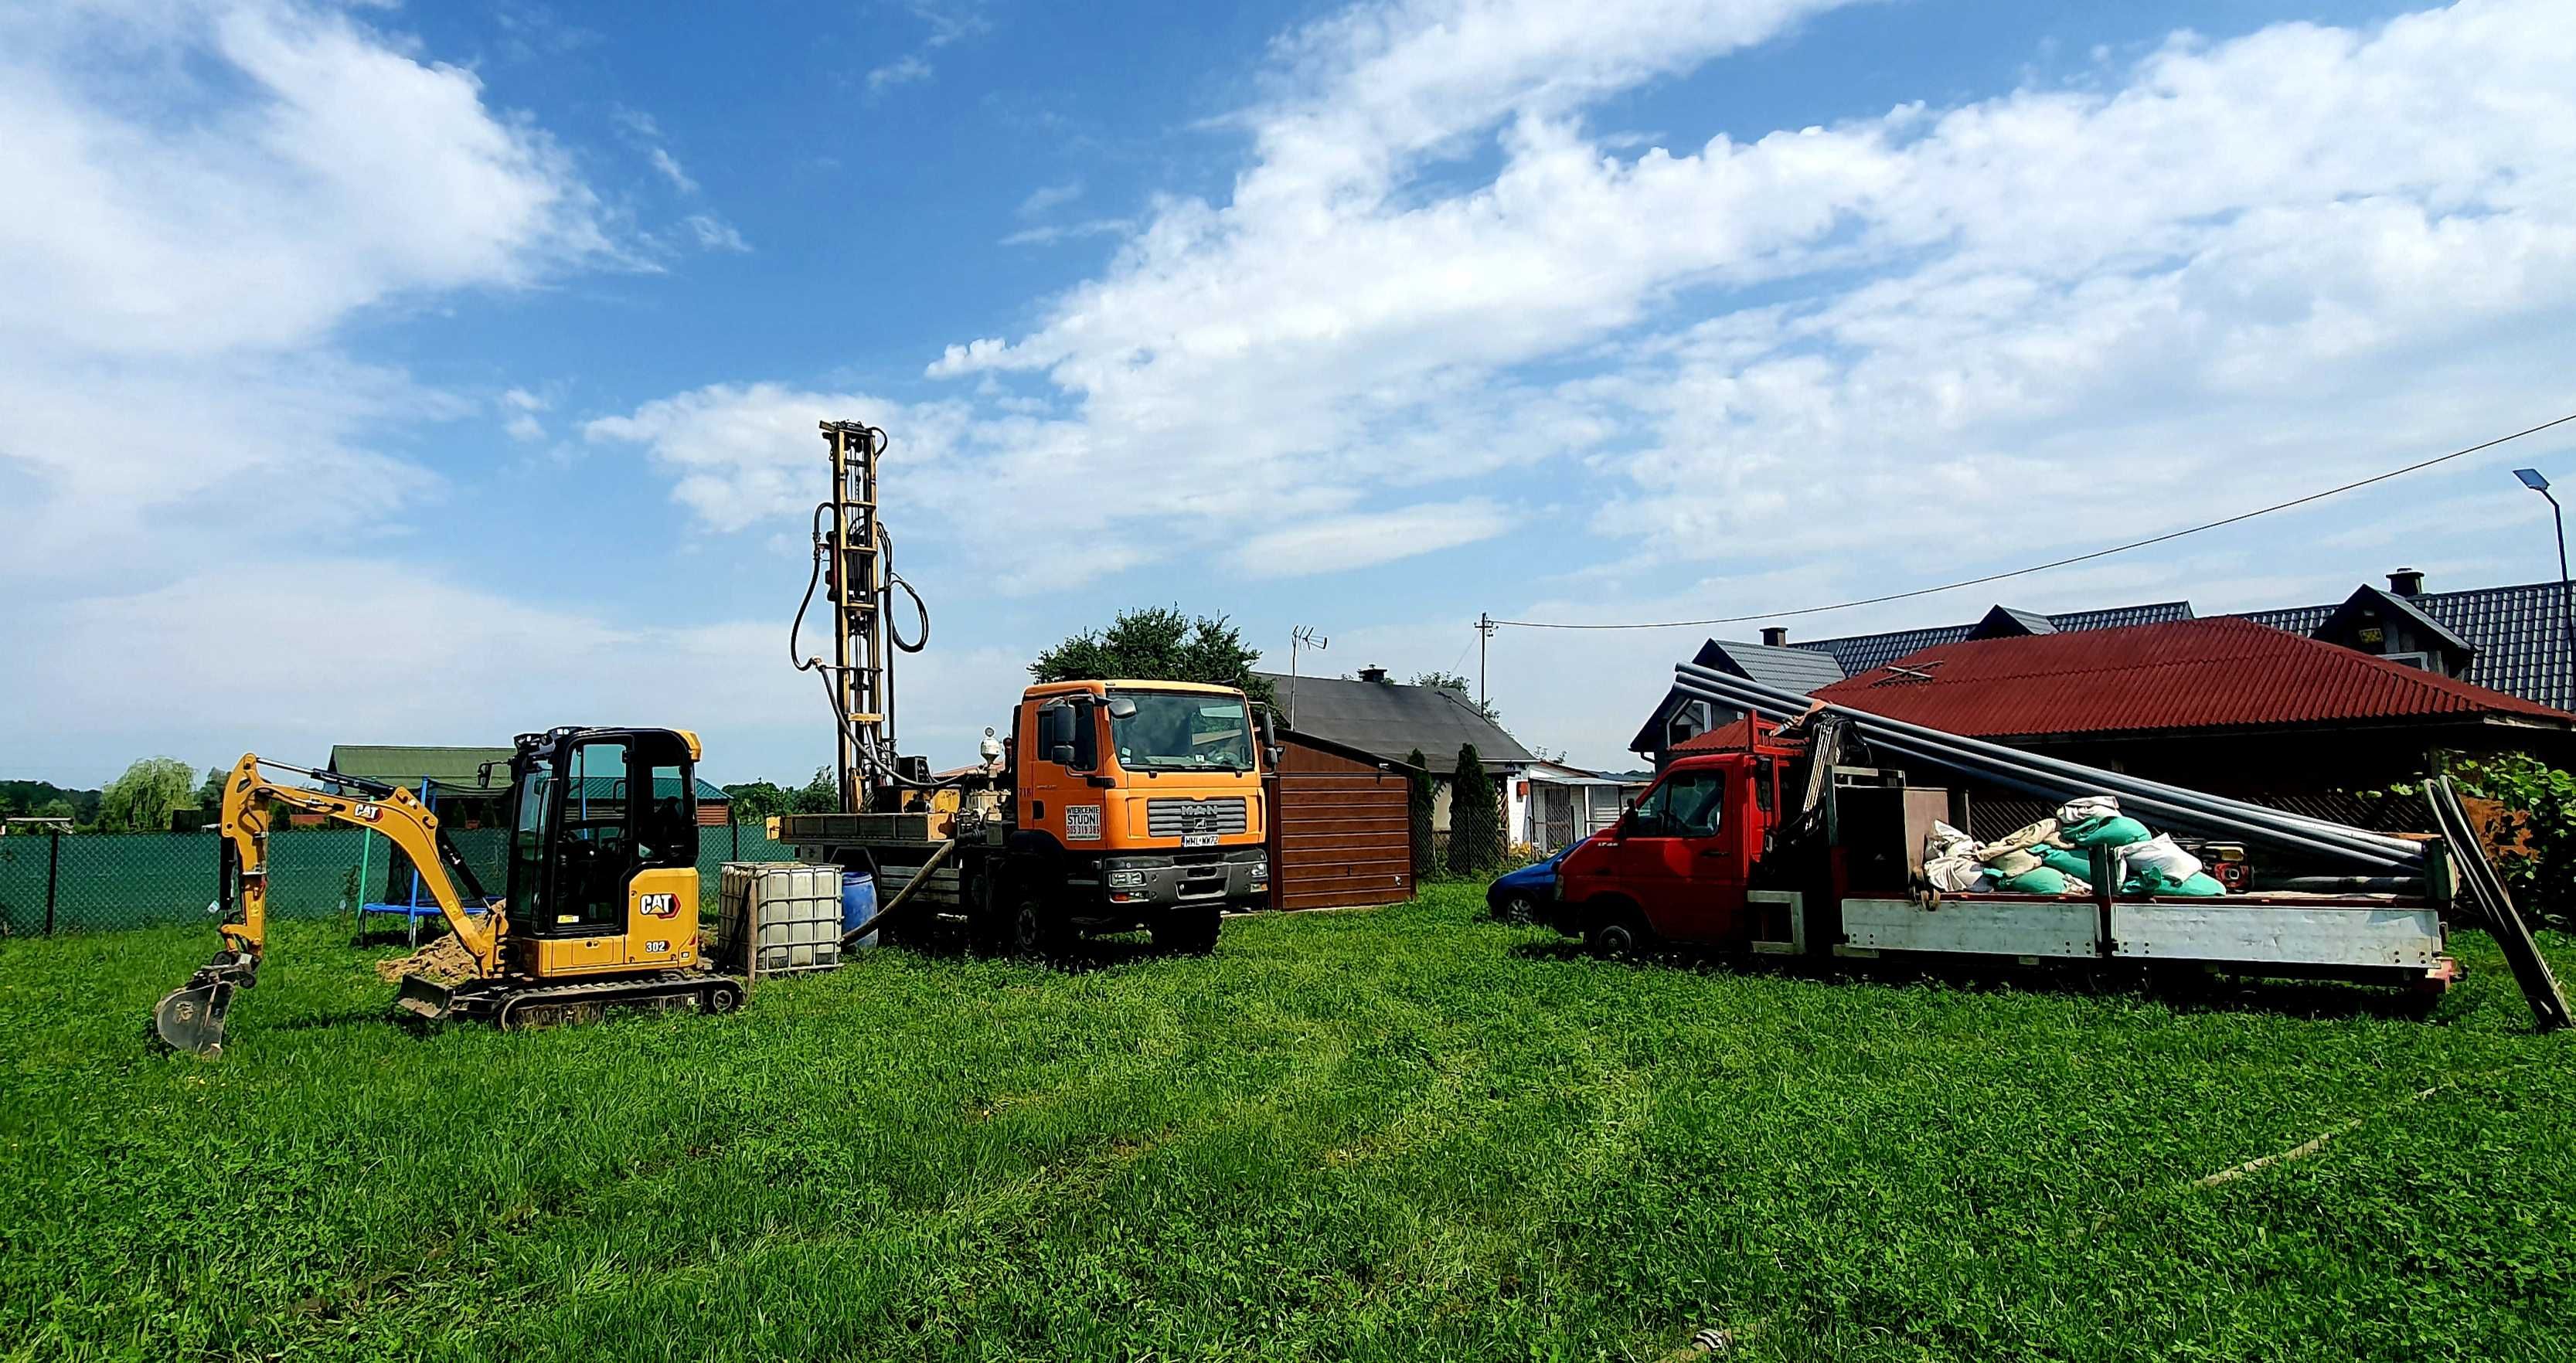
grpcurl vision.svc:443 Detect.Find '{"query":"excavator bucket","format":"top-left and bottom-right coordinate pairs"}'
top-left (151, 956), bottom-right (253, 1056)
top-left (393, 973), bottom-right (463, 1026)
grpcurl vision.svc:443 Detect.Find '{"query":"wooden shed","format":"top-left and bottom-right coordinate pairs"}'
top-left (1266, 732), bottom-right (1419, 912)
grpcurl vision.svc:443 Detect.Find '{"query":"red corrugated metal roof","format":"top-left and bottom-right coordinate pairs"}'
top-left (1809, 617), bottom-right (2574, 739)
top-left (1671, 715), bottom-right (1789, 755)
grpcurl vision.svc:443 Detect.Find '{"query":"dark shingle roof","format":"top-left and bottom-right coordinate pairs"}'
top-left (2238, 580), bottom-right (2576, 711)
top-left (1976, 606), bottom-right (2057, 637)
top-left (1793, 600), bottom-right (2194, 678)
top-left (1254, 672), bottom-right (1535, 767)
top-left (1704, 639), bottom-right (1847, 695)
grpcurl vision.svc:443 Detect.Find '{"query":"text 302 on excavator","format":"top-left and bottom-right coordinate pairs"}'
top-left (152, 726), bottom-right (745, 1056)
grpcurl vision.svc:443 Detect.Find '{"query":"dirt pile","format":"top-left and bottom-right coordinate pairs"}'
top-left (373, 933), bottom-right (479, 984)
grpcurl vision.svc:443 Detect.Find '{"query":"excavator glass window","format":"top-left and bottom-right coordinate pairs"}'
top-left (509, 765), bottom-right (559, 926)
top-left (549, 739), bottom-right (634, 935)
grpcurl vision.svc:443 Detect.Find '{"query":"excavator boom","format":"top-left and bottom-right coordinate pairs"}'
top-left (151, 753), bottom-right (510, 1056)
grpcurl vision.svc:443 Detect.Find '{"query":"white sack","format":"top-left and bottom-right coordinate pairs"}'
top-left (1924, 855), bottom-right (1990, 892)
top-left (2116, 833), bottom-right (2202, 884)
top-left (1925, 820), bottom-right (1976, 862)
top-left (2057, 795), bottom-right (2122, 824)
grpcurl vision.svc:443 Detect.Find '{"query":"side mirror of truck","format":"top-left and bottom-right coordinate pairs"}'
top-left (1265, 744), bottom-right (1284, 769)
top-left (1050, 744), bottom-right (1077, 766)
top-left (1106, 695), bottom-right (1138, 719)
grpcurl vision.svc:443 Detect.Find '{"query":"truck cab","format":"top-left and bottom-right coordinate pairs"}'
top-left (1555, 746), bottom-right (1787, 952)
top-left (1010, 679), bottom-right (1274, 935)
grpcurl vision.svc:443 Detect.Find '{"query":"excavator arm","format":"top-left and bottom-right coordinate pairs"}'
top-left (151, 753), bottom-right (512, 1055)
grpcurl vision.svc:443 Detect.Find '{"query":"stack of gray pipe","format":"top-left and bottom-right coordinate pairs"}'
top-left (1672, 662), bottom-right (2424, 871)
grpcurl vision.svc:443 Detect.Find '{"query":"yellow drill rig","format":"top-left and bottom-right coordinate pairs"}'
top-left (152, 726), bottom-right (745, 1056)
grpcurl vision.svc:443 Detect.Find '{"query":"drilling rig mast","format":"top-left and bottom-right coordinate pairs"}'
top-left (822, 419), bottom-right (891, 812)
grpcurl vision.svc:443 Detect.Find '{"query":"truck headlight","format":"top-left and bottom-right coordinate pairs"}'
top-left (1248, 860), bottom-right (1269, 881)
top-left (1107, 869), bottom-right (1148, 889)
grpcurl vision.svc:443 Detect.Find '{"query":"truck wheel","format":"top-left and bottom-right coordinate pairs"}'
top-left (1154, 905), bottom-right (1221, 956)
top-left (1003, 896), bottom-right (1074, 958)
top-left (1584, 906), bottom-right (1652, 960)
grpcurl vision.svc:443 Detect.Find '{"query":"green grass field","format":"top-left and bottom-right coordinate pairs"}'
top-left (4, 885), bottom-right (2571, 1361)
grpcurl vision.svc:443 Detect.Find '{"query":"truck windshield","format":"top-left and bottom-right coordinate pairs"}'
top-left (1111, 691), bottom-right (1254, 771)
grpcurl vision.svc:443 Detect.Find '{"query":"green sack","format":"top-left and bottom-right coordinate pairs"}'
top-left (2060, 814), bottom-right (2150, 848)
top-left (2038, 848), bottom-right (2094, 879)
top-left (1992, 866), bottom-right (2069, 896)
top-left (2127, 868), bottom-right (2226, 898)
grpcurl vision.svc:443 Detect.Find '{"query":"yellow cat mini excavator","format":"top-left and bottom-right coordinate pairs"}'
top-left (152, 726), bottom-right (745, 1056)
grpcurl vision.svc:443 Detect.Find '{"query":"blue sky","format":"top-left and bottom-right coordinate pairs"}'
top-left (7, 0), bottom-right (2574, 787)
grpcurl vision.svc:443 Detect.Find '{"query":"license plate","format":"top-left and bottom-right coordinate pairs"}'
top-left (1182, 831), bottom-right (1218, 848)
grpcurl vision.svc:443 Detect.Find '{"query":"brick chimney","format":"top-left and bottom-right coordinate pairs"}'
top-left (2387, 568), bottom-right (2425, 597)
top-left (1760, 627), bottom-right (1788, 647)
top-left (1359, 665), bottom-right (1389, 683)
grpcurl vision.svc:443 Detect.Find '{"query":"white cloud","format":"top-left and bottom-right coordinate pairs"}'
top-left (0, 0), bottom-right (626, 586)
top-left (501, 386), bottom-right (548, 442)
top-left (680, 213), bottom-right (752, 252)
top-left (998, 217), bottom-right (1132, 247)
top-left (1016, 181), bottom-right (1084, 218)
top-left (1234, 499), bottom-right (1518, 575)
top-left (647, 144), bottom-right (698, 195)
top-left (866, 53), bottom-right (933, 93)
top-left (5, 561), bottom-right (1031, 782)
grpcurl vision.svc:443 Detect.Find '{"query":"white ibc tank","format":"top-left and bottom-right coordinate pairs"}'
top-left (713, 862), bottom-right (842, 975)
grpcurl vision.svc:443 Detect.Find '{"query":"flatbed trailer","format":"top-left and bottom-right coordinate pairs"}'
top-left (1553, 743), bottom-right (2463, 992)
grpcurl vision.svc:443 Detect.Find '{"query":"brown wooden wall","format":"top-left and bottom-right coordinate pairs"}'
top-left (1268, 737), bottom-right (1414, 911)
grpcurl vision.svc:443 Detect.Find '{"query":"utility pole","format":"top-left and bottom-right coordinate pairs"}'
top-left (1289, 626), bottom-right (1326, 728)
top-left (1475, 612), bottom-right (1498, 711)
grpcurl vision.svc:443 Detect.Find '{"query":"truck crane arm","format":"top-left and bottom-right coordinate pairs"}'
top-left (151, 753), bottom-right (512, 1055)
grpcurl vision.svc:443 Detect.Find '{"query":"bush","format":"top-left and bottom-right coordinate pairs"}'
top-left (1446, 744), bottom-right (1502, 875)
top-left (2447, 753), bottom-right (2576, 932)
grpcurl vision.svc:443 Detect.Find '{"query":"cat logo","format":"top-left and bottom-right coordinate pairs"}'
top-left (639, 892), bottom-right (679, 919)
top-left (350, 804), bottom-right (383, 823)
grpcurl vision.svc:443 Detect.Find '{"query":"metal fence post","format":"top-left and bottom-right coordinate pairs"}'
top-left (732, 820), bottom-right (740, 861)
top-left (44, 828), bottom-right (60, 936)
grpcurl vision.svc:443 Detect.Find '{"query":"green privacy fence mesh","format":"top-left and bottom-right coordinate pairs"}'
top-left (0, 824), bottom-right (805, 936)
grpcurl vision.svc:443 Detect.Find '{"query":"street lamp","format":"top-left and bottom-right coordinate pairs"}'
top-left (2513, 468), bottom-right (2576, 692)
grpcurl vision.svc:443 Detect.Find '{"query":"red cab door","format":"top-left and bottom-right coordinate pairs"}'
top-left (1621, 763), bottom-right (1746, 943)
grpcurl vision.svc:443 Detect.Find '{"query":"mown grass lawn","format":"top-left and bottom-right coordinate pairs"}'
top-left (3, 885), bottom-right (2571, 1361)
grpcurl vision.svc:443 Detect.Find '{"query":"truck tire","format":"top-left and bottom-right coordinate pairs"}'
top-left (1584, 903), bottom-right (1652, 960)
top-left (1153, 904), bottom-right (1221, 956)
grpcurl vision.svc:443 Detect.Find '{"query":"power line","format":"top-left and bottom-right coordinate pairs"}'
top-left (1491, 410), bottom-right (2576, 631)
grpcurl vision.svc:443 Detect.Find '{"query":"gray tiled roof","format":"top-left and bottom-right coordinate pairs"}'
top-left (1706, 638), bottom-right (1848, 695)
top-left (1794, 600), bottom-right (2193, 678)
top-left (2240, 581), bottom-right (2576, 711)
top-left (1255, 671), bottom-right (1536, 767)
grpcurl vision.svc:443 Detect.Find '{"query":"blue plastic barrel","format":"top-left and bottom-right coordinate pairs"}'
top-left (841, 871), bottom-right (880, 948)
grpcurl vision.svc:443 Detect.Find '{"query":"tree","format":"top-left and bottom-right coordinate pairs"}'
top-left (196, 766), bottom-right (229, 812)
top-left (1404, 747), bottom-right (1435, 889)
top-left (720, 779), bottom-right (797, 824)
top-left (1033, 607), bottom-right (1275, 704)
top-left (1411, 671), bottom-right (1499, 723)
top-left (792, 765), bottom-right (841, 814)
top-left (1446, 743), bottom-right (1502, 875)
top-left (96, 756), bottom-right (198, 832)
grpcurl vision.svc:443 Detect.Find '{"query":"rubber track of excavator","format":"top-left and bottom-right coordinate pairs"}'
top-left (399, 969), bottom-right (744, 1031)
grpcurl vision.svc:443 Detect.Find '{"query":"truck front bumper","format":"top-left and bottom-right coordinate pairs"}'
top-left (1086, 848), bottom-right (1269, 915)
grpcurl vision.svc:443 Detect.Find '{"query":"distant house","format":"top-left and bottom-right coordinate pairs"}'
top-left (1663, 616), bottom-right (2576, 839)
top-left (1519, 760), bottom-right (1652, 853)
top-left (1252, 666), bottom-right (1537, 848)
top-left (1632, 570), bottom-right (2576, 768)
top-left (1628, 632), bottom-right (1849, 769)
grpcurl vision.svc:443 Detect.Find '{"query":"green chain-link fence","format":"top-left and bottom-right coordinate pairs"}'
top-left (0, 823), bottom-right (803, 936)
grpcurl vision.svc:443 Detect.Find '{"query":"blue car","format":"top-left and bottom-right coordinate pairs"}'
top-left (1486, 837), bottom-right (1593, 923)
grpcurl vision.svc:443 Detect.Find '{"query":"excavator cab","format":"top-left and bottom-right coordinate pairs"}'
top-left (495, 726), bottom-right (706, 978)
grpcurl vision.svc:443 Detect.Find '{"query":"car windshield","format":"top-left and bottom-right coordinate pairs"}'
top-left (1111, 691), bottom-right (1254, 770)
